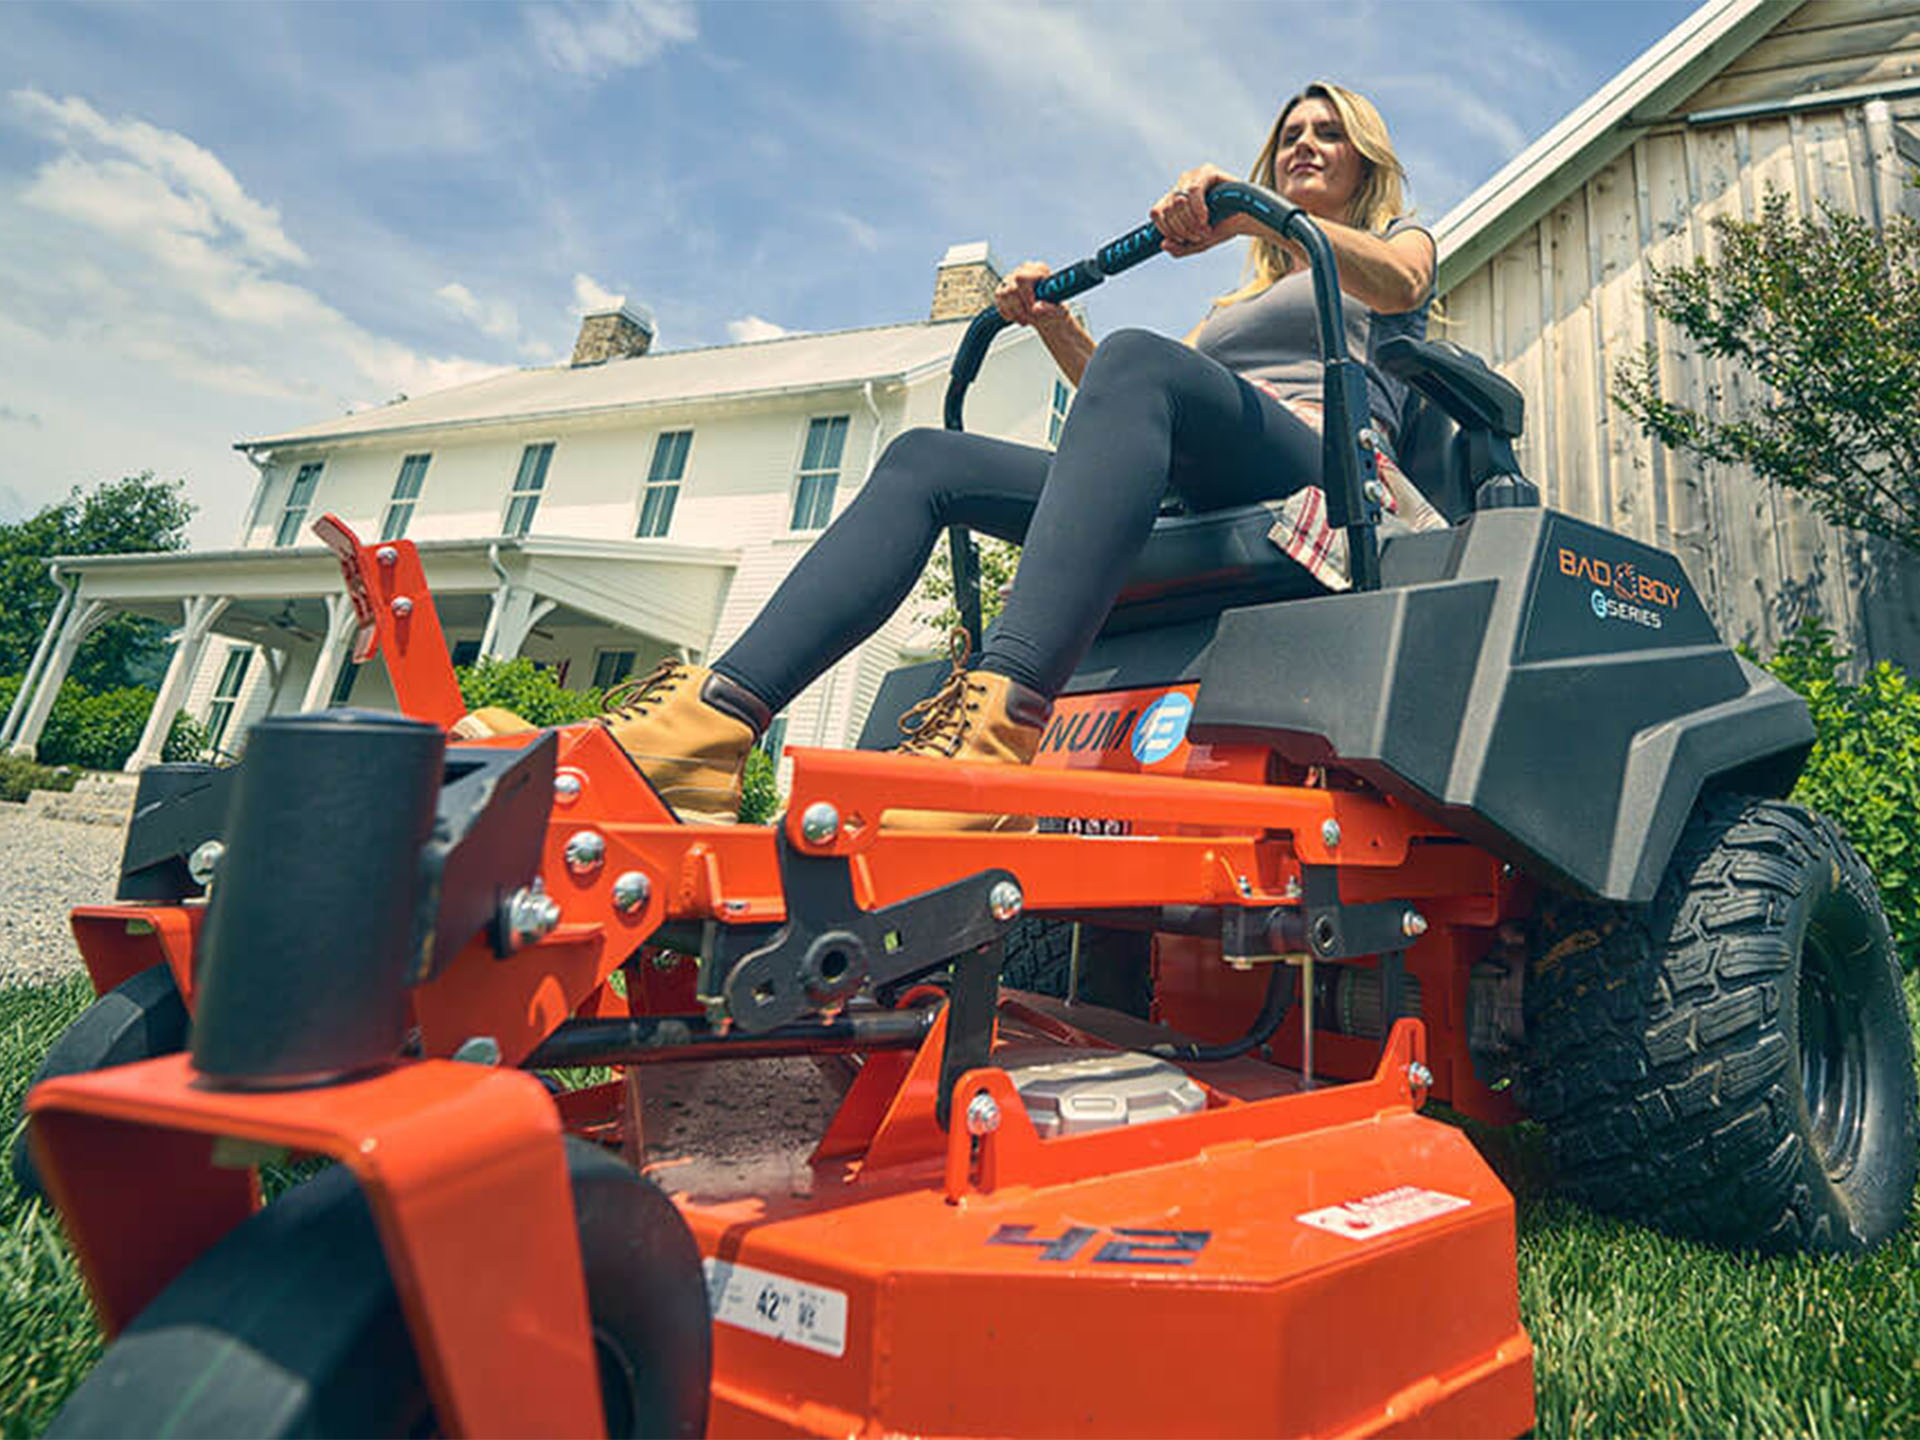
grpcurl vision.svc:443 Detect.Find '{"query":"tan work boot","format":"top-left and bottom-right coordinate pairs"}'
top-left (886, 650), bottom-right (1051, 832)
top-left (451, 660), bottom-right (771, 825)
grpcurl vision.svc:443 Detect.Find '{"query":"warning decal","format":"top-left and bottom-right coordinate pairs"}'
top-left (703, 1258), bottom-right (848, 1357)
top-left (1295, 1185), bottom-right (1470, 1241)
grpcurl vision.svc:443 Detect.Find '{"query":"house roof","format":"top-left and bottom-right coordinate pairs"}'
top-left (239, 317), bottom-right (991, 453)
top-left (1432, 0), bottom-right (1798, 291)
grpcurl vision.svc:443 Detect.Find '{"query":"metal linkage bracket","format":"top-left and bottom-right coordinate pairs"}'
top-left (708, 835), bottom-right (1018, 1034)
top-left (1299, 866), bottom-right (1417, 1056)
top-left (116, 763), bottom-right (240, 902)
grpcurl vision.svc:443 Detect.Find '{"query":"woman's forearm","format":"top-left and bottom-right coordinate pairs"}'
top-left (1034, 310), bottom-right (1097, 386)
top-left (1274, 217), bottom-right (1433, 315)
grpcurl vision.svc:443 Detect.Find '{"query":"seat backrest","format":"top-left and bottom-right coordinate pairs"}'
top-left (1394, 392), bottom-right (1473, 525)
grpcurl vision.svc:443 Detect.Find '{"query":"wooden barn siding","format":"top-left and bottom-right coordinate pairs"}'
top-left (1439, 100), bottom-right (1920, 669)
top-left (1678, 0), bottom-right (1920, 115)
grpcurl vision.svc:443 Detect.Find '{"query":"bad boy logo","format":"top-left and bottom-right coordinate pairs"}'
top-left (1131, 692), bottom-right (1193, 765)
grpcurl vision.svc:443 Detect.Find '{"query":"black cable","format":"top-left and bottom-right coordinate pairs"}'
top-left (1149, 965), bottom-right (1296, 1063)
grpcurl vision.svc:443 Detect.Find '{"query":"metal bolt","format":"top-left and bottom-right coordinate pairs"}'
top-left (188, 839), bottom-right (224, 887)
top-left (1320, 818), bottom-right (1341, 848)
top-left (452, 1036), bottom-right (501, 1066)
top-left (565, 829), bottom-right (606, 875)
top-left (1357, 427), bottom-right (1381, 452)
top-left (553, 772), bottom-right (583, 802)
top-left (1235, 875), bottom-right (1253, 899)
top-left (1401, 908), bottom-right (1429, 938)
top-left (501, 884), bottom-right (561, 951)
top-left (1407, 1061), bottom-right (1434, 1089)
top-left (390, 596), bottom-right (413, 617)
top-left (799, 801), bottom-right (840, 846)
top-left (1283, 875), bottom-right (1303, 900)
top-left (651, 950), bottom-right (682, 972)
top-left (611, 870), bottom-right (651, 915)
top-left (1363, 479), bottom-right (1387, 506)
top-left (375, 545), bottom-right (399, 566)
top-left (965, 1092), bottom-right (1002, 1136)
top-left (988, 880), bottom-right (1024, 922)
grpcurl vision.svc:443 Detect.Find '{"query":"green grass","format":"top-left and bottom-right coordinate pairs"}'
top-left (1, 972), bottom-right (1916, 1437)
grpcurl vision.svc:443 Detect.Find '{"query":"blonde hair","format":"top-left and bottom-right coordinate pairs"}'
top-left (1215, 81), bottom-right (1409, 310)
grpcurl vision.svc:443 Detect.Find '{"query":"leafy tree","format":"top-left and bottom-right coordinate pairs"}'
top-left (739, 747), bottom-right (780, 824)
top-left (1614, 189), bottom-right (1920, 555)
top-left (914, 533), bottom-right (1020, 635)
top-left (0, 473), bottom-right (195, 691)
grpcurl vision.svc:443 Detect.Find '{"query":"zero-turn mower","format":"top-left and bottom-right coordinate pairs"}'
top-left (20, 183), bottom-right (1917, 1438)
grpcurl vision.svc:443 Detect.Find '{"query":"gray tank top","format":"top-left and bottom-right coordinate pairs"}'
top-left (1190, 217), bottom-right (1434, 447)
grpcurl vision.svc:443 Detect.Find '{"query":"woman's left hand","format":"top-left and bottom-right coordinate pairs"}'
top-left (1153, 163), bottom-right (1249, 257)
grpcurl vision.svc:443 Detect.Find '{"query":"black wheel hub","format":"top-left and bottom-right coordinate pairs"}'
top-left (1798, 925), bottom-right (1868, 1178)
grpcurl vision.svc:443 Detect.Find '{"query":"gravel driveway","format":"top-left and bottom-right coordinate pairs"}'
top-left (0, 804), bottom-right (123, 988)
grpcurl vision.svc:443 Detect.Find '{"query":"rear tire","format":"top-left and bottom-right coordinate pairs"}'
top-left (1001, 917), bottom-right (1153, 1018)
top-left (12, 965), bottom-right (188, 1201)
top-left (48, 1137), bottom-right (711, 1437)
top-left (1515, 795), bottom-right (1918, 1252)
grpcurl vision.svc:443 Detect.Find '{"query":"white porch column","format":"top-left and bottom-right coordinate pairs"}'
top-left (9, 598), bottom-right (113, 759)
top-left (299, 593), bottom-right (359, 712)
top-left (261, 646), bottom-right (294, 714)
top-left (479, 585), bottom-right (557, 662)
top-left (124, 595), bottom-right (230, 773)
top-left (2, 573), bottom-right (76, 747)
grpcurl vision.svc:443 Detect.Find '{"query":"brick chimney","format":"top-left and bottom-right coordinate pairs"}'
top-left (930, 242), bottom-right (1003, 321)
top-left (571, 303), bottom-right (655, 366)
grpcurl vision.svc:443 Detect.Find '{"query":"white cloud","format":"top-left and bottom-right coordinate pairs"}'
top-left (572, 271), bottom-right (626, 313)
top-left (436, 280), bottom-right (521, 341)
top-left (726, 315), bottom-right (793, 344)
top-left (527, 0), bottom-right (697, 83)
top-left (825, 208), bottom-right (881, 254)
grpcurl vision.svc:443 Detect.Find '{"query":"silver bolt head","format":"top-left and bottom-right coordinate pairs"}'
top-left (375, 545), bottom-right (399, 566)
top-left (611, 869), bottom-right (651, 915)
top-left (452, 1035), bottom-right (501, 1066)
top-left (988, 880), bottom-right (1024, 922)
top-left (188, 839), bottom-right (225, 886)
top-left (799, 801), bottom-right (840, 846)
top-left (564, 829), bottom-right (607, 875)
top-left (1402, 908), bottom-right (1429, 938)
top-left (1320, 818), bottom-right (1342, 848)
top-left (1363, 479), bottom-right (1387, 505)
top-left (1357, 426), bottom-right (1381, 452)
top-left (965, 1092), bottom-right (1002, 1136)
top-left (553, 772), bottom-right (583, 800)
top-left (1407, 1061), bottom-right (1434, 1089)
top-left (390, 595), bottom-right (413, 617)
top-left (503, 884), bottom-right (561, 950)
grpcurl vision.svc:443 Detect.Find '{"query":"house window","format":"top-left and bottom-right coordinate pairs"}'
top-left (450, 639), bottom-right (482, 668)
top-left (1048, 379), bottom-right (1073, 446)
top-left (592, 649), bottom-right (636, 689)
top-left (205, 647), bottom-right (253, 750)
top-left (790, 415), bottom-right (849, 531)
top-left (504, 443), bottom-right (554, 537)
top-left (381, 453), bottom-right (431, 541)
top-left (274, 462), bottom-right (324, 547)
top-left (637, 430), bottom-right (692, 538)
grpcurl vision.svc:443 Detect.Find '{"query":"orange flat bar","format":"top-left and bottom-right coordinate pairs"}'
top-left (28, 1057), bottom-right (603, 1439)
top-left (313, 513), bottom-right (465, 728)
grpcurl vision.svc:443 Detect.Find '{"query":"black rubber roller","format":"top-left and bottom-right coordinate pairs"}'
top-left (190, 710), bottom-right (445, 1088)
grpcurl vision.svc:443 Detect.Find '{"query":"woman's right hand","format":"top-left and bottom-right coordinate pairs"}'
top-left (994, 261), bottom-right (1066, 328)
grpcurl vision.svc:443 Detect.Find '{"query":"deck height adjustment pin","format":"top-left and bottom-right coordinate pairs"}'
top-left (800, 801), bottom-right (841, 846)
top-left (565, 829), bottom-right (606, 876)
top-left (988, 880), bottom-right (1024, 922)
top-left (611, 870), bottom-right (651, 915)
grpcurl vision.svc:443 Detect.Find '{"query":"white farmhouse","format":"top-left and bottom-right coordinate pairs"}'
top-left (3, 246), bottom-right (1071, 768)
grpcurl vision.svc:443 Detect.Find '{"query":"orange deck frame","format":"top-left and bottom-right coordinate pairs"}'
top-left (28, 520), bottom-right (1534, 1437)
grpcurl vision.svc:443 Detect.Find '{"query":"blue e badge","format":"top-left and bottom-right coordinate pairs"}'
top-left (1130, 692), bottom-right (1193, 765)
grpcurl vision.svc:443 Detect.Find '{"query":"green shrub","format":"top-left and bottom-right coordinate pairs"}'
top-left (0, 755), bottom-right (78, 804)
top-left (38, 685), bottom-right (157, 772)
top-left (454, 657), bottom-right (605, 728)
top-left (739, 746), bottom-right (780, 825)
top-left (161, 711), bottom-right (210, 764)
top-left (1760, 620), bottom-right (1920, 971)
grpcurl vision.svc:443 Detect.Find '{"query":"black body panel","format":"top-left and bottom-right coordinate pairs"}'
top-left (1190, 507), bottom-right (1812, 901)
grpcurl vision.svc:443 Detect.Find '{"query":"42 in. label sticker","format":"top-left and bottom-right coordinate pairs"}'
top-left (703, 1259), bottom-right (848, 1357)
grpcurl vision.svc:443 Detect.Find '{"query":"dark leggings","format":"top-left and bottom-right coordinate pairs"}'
top-left (714, 328), bottom-right (1325, 712)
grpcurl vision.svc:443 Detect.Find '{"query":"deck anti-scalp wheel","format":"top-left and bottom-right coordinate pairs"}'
top-left (1515, 795), bottom-right (1918, 1252)
top-left (11, 965), bottom-right (187, 1202)
top-left (47, 1138), bottom-right (712, 1438)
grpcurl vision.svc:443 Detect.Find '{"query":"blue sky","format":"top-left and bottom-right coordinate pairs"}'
top-left (0, 0), bottom-right (1697, 543)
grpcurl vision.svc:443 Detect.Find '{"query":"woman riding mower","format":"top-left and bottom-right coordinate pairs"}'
top-left (455, 81), bottom-right (1445, 827)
